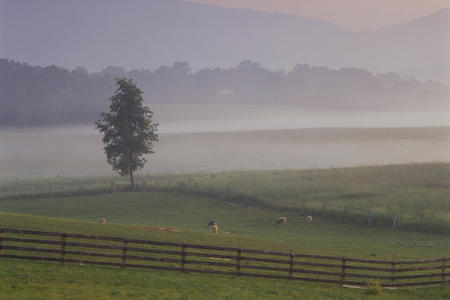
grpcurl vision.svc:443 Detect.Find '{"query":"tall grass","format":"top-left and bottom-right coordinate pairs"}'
top-left (1, 163), bottom-right (449, 234)
top-left (150, 163), bottom-right (450, 234)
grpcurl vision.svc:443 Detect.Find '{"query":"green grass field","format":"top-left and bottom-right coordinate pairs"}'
top-left (0, 213), bottom-right (449, 300)
top-left (0, 191), bottom-right (448, 260)
top-left (0, 163), bottom-right (449, 299)
top-left (172, 163), bottom-right (450, 233)
top-left (3, 162), bottom-right (448, 233)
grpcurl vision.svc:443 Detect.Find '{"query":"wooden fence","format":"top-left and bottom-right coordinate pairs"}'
top-left (0, 227), bottom-right (448, 288)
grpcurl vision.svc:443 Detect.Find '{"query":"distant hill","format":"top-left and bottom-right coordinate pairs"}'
top-left (0, 0), bottom-right (448, 79)
top-left (0, 59), bottom-right (448, 127)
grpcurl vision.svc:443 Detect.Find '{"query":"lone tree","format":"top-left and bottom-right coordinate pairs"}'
top-left (96, 78), bottom-right (158, 190)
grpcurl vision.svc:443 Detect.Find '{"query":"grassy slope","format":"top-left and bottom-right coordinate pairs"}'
top-left (0, 191), bottom-right (448, 260)
top-left (2, 163), bottom-right (449, 233)
top-left (0, 213), bottom-right (449, 300)
top-left (167, 163), bottom-right (450, 233)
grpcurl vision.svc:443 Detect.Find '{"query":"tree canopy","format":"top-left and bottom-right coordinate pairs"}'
top-left (1, 59), bottom-right (449, 127)
top-left (95, 78), bottom-right (158, 189)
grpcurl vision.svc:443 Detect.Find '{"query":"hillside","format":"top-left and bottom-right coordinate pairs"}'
top-left (0, 0), bottom-right (448, 75)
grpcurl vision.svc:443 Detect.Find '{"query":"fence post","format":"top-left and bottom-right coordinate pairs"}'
top-left (391, 253), bottom-right (397, 286)
top-left (181, 241), bottom-right (187, 273)
top-left (226, 187), bottom-right (230, 202)
top-left (442, 255), bottom-right (447, 285)
top-left (289, 250), bottom-right (295, 280)
top-left (244, 191), bottom-right (248, 207)
top-left (341, 257), bottom-right (346, 285)
top-left (122, 237), bottom-right (128, 269)
top-left (236, 247), bottom-right (242, 276)
top-left (60, 233), bottom-right (67, 264)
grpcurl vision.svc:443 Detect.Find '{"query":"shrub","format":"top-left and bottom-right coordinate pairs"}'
top-left (366, 280), bottom-right (382, 295)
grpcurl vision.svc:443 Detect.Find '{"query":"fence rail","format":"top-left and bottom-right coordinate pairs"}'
top-left (0, 227), bottom-right (448, 288)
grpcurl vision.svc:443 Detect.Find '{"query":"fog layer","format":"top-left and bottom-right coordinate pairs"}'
top-left (152, 104), bottom-right (450, 133)
top-left (1, 124), bottom-right (449, 181)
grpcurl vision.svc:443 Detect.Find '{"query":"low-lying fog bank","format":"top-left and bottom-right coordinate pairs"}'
top-left (151, 105), bottom-right (450, 133)
top-left (1, 126), bottom-right (449, 181)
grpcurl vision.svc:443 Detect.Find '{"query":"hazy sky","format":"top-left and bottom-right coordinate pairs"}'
top-left (186, 0), bottom-right (450, 30)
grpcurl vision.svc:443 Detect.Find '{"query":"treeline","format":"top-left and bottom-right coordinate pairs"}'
top-left (0, 59), bottom-right (448, 126)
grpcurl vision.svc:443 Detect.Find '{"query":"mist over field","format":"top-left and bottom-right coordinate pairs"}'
top-left (0, 2), bottom-right (448, 181)
top-left (1, 101), bottom-right (450, 181)
top-left (152, 104), bottom-right (450, 133)
top-left (0, 0), bottom-right (449, 182)
top-left (1, 121), bottom-right (449, 181)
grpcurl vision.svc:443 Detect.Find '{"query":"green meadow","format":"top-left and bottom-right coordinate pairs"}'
top-left (3, 162), bottom-right (449, 233)
top-left (0, 213), bottom-right (449, 300)
top-left (0, 163), bottom-right (449, 299)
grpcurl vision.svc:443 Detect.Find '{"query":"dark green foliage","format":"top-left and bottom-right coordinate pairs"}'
top-left (95, 78), bottom-right (158, 188)
top-left (0, 59), bottom-right (113, 126)
top-left (1, 59), bottom-right (449, 126)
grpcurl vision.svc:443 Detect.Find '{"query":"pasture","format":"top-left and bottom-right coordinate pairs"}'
top-left (0, 213), bottom-right (449, 300)
top-left (0, 191), bottom-right (448, 259)
top-left (0, 162), bottom-right (449, 298)
top-left (180, 162), bottom-right (450, 233)
top-left (2, 162), bottom-right (449, 233)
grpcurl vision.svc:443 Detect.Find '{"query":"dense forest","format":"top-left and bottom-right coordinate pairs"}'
top-left (0, 59), bottom-right (448, 127)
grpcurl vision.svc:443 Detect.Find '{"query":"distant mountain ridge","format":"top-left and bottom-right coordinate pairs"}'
top-left (0, 59), bottom-right (448, 127)
top-left (0, 0), bottom-right (448, 79)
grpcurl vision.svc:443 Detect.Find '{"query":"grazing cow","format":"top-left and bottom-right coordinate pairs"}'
top-left (99, 218), bottom-right (106, 224)
top-left (273, 217), bottom-right (287, 226)
top-left (306, 216), bottom-right (313, 224)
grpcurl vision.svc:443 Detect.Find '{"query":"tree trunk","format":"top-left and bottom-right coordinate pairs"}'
top-left (130, 170), bottom-right (136, 191)
top-left (111, 181), bottom-right (115, 194)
